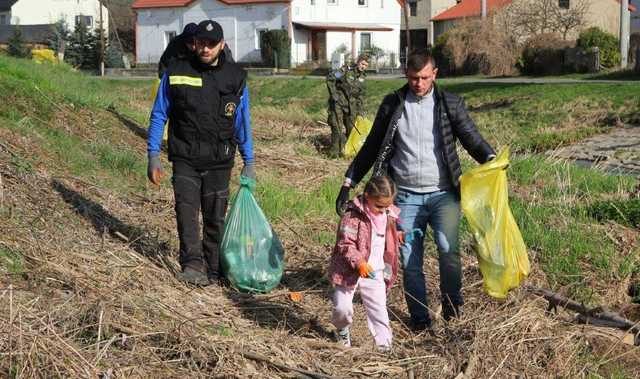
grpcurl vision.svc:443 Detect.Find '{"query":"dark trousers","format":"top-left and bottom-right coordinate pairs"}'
top-left (327, 101), bottom-right (356, 156)
top-left (172, 161), bottom-right (231, 275)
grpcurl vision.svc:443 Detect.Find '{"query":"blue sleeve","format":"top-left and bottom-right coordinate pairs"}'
top-left (147, 73), bottom-right (171, 156)
top-left (234, 85), bottom-right (254, 163)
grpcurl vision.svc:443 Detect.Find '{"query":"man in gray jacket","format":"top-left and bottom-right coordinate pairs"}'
top-left (335, 50), bottom-right (496, 331)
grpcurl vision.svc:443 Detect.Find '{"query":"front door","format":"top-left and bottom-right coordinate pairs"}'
top-left (311, 30), bottom-right (326, 62)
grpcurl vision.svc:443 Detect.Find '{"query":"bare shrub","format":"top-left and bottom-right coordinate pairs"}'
top-left (433, 18), bottom-right (520, 77)
top-left (521, 33), bottom-right (573, 75)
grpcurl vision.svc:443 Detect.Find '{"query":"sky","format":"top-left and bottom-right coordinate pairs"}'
top-left (632, 0), bottom-right (640, 33)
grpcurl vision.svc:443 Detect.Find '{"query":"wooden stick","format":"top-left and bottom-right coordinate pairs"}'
top-left (526, 285), bottom-right (640, 345)
top-left (241, 350), bottom-right (340, 379)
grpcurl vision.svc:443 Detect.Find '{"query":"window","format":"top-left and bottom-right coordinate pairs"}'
top-left (358, 0), bottom-right (367, 6)
top-left (380, 0), bottom-right (384, 8)
top-left (558, 0), bottom-right (569, 9)
top-left (256, 28), bottom-right (268, 49)
top-left (0, 15), bottom-right (6, 25)
top-left (165, 31), bottom-right (176, 48)
top-left (327, 0), bottom-right (337, 4)
top-left (409, 3), bottom-right (417, 17)
top-left (310, 0), bottom-right (315, 4)
top-left (75, 15), bottom-right (93, 27)
top-left (360, 33), bottom-right (371, 51)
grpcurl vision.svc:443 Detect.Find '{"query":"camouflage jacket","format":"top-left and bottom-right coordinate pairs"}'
top-left (326, 64), bottom-right (366, 114)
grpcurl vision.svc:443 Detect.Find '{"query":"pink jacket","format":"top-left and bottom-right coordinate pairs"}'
top-left (328, 195), bottom-right (400, 290)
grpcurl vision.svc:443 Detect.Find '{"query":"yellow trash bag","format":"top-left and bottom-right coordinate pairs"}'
top-left (343, 116), bottom-right (372, 158)
top-left (32, 49), bottom-right (57, 64)
top-left (150, 78), bottom-right (169, 142)
top-left (460, 148), bottom-right (530, 299)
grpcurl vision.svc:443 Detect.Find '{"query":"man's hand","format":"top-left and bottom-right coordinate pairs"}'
top-left (241, 161), bottom-right (256, 180)
top-left (147, 153), bottom-right (163, 185)
top-left (336, 185), bottom-right (351, 216)
top-left (358, 260), bottom-right (375, 279)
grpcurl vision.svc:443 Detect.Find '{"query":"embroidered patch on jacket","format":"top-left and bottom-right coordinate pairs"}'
top-left (224, 102), bottom-right (237, 117)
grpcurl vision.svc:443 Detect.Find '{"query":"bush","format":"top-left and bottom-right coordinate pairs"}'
top-left (260, 29), bottom-right (290, 68)
top-left (430, 19), bottom-right (519, 76)
top-left (587, 198), bottom-right (640, 228)
top-left (520, 33), bottom-right (571, 75)
top-left (8, 27), bottom-right (31, 58)
top-left (432, 32), bottom-right (454, 75)
top-left (105, 44), bottom-right (124, 68)
top-left (31, 49), bottom-right (57, 64)
top-left (577, 27), bottom-right (620, 68)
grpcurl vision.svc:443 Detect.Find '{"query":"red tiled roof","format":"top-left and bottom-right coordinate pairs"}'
top-left (432, 0), bottom-right (634, 21)
top-left (432, 0), bottom-right (511, 21)
top-left (132, 0), bottom-right (290, 9)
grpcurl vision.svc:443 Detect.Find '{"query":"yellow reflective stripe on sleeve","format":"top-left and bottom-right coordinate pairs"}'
top-left (169, 76), bottom-right (202, 87)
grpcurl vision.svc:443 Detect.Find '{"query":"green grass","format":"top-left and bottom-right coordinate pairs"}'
top-left (249, 76), bottom-right (640, 153)
top-left (0, 246), bottom-right (23, 275)
top-left (0, 56), bottom-right (150, 192)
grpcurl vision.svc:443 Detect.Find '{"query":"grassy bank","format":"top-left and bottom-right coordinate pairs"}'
top-left (0, 56), bottom-right (152, 192)
top-left (250, 76), bottom-right (640, 152)
top-left (1, 55), bottom-right (639, 377)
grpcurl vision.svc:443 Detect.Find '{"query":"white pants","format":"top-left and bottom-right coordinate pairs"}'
top-left (331, 273), bottom-right (392, 348)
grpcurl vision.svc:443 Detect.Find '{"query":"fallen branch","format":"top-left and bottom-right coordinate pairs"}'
top-left (526, 286), bottom-right (640, 345)
top-left (241, 350), bottom-right (340, 379)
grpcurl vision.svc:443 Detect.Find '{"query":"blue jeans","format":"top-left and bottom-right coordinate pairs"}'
top-left (396, 189), bottom-right (462, 323)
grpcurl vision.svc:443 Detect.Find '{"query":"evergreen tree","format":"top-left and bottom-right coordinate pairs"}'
top-left (65, 21), bottom-right (99, 69)
top-left (48, 20), bottom-right (71, 59)
top-left (8, 26), bottom-right (30, 58)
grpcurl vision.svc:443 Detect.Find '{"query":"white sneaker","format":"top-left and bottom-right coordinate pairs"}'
top-left (377, 345), bottom-right (391, 353)
top-left (337, 327), bottom-right (351, 347)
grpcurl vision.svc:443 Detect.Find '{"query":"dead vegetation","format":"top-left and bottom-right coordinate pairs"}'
top-left (1, 89), bottom-right (640, 378)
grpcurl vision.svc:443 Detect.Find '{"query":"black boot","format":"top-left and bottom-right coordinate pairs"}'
top-left (442, 301), bottom-right (462, 321)
top-left (176, 266), bottom-right (209, 286)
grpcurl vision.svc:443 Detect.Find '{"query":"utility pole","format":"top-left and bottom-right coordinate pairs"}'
top-left (99, 0), bottom-right (105, 76)
top-left (620, 0), bottom-right (630, 68)
top-left (481, 0), bottom-right (487, 18)
top-left (403, 0), bottom-right (412, 55)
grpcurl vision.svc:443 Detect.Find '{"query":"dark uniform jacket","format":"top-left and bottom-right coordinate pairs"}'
top-left (345, 83), bottom-right (495, 195)
top-left (165, 51), bottom-right (246, 170)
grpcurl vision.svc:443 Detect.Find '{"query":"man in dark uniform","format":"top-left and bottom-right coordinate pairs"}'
top-left (157, 23), bottom-right (198, 79)
top-left (326, 54), bottom-right (369, 157)
top-left (147, 20), bottom-right (255, 286)
top-left (158, 22), bottom-right (234, 79)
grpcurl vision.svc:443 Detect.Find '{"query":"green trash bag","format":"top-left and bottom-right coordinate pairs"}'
top-left (221, 176), bottom-right (285, 293)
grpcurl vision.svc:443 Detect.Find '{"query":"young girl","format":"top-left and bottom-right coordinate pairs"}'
top-left (328, 175), bottom-right (400, 351)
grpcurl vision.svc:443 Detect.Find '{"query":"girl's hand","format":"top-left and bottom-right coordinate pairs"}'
top-left (398, 231), bottom-right (405, 244)
top-left (358, 260), bottom-right (375, 279)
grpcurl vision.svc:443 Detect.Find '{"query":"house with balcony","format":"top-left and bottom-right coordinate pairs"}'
top-left (131, 0), bottom-right (401, 67)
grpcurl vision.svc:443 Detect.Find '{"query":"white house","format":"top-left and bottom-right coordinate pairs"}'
top-left (132, 0), bottom-right (401, 67)
top-left (0, 0), bottom-right (108, 32)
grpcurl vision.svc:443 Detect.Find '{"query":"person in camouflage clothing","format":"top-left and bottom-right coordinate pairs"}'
top-left (326, 55), bottom-right (369, 157)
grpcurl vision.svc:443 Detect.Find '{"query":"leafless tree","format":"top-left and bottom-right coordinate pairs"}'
top-left (499, 0), bottom-right (591, 41)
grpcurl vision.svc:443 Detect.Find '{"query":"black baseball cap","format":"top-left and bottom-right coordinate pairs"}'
top-left (182, 22), bottom-right (198, 37)
top-left (196, 20), bottom-right (223, 43)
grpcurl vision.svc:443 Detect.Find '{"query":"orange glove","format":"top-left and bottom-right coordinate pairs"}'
top-left (358, 260), bottom-right (375, 279)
